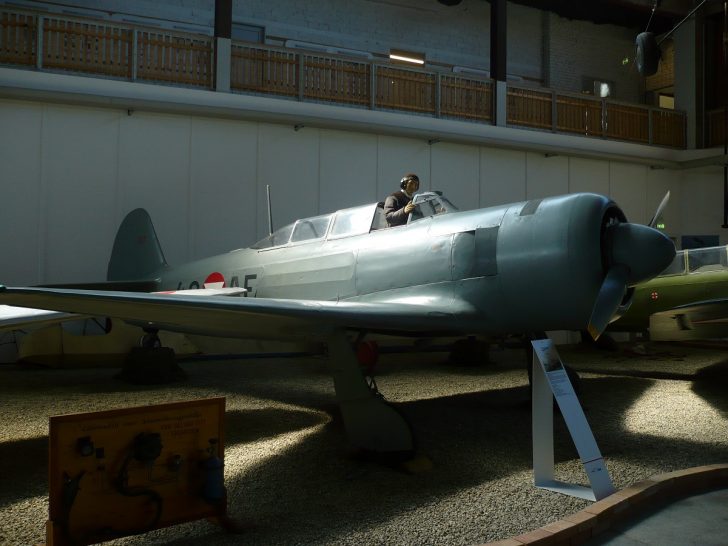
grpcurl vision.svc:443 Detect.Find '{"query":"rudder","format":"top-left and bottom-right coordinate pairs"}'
top-left (107, 208), bottom-right (168, 281)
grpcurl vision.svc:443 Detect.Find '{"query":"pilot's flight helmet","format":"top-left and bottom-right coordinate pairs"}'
top-left (400, 173), bottom-right (420, 189)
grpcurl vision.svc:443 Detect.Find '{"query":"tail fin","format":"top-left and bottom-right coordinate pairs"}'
top-left (107, 208), bottom-right (168, 281)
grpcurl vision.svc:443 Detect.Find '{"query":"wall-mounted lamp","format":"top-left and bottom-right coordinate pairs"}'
top-left (389, 48), bottom-right (425, 65)
top-left (294, 124), bottom-right (305, 131)
top-left (428, 138), bottom-right (441, 145)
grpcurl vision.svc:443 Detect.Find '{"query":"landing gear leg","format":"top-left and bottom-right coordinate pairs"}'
top-left (140, 330), bottom-right (162, 349)
top-left (117, 329), bottom-right (183, 384)
top-left (326, 330), bottom-right (414, 457)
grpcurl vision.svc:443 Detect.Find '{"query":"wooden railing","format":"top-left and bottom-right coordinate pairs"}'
top-left (652, 109), bottom-right (687, 148)
top-left (1, 10), bottom-right (211, 86)
top-left (231, 44), bottom-right (297, 97)
top-left (507, 87), bottom-right (552, 129)
top-left (303, 54), bottom-right (369, 105)
top-left (441, 75), bottom-right (492, 121)
top-left (508, 84), bottom-right (686, 148)
top-left (230, 43), bottom-right (488, 119)
top-left (137, 31), bottom-right (212, 86)
top-left (707, 108), bottom-right (726, 148)
top-left (0, 11), bottom-right (34, 65)
top-left (42, 17), bottom-right (131, 77)
top-left (375, 66), bottom-right (436, 113)
top-left (1, 7), bottom-right (687, 148)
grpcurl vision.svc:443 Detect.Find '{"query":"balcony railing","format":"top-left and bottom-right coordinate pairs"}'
top-left (1, 7), bottom-right (687, 148)
top-left (229, 45), bottom-right (491, 120)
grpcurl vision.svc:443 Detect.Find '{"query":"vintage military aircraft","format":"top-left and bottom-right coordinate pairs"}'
top-left (0, 191), bottom-right (675, 455)
top-left (610, 243), bottom-right (728, 340)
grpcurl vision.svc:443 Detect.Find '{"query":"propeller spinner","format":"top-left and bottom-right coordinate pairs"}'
top-left (587, 193), bottom-right (675, 339)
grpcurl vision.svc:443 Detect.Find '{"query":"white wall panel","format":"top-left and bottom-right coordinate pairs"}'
top-left (568, 158), bottom-right (609, 195)
top-left (609, 162), bottom-right (648, 224)
top-left (376, 136), bottom-right (430, 200)
top-left (0, 101), bottom-right (43, 285)
top-left (646, 167), bottom-right (680, 240)
top-left (525, 152), bottom-right (568, 198)
top-left (190, 118), bottom-right (258, 256)
top-left (3, 96), bottom-right (725, 286)
top-left (41, 105), bottom-right (119, 283)
top-left (479, 147), bottom-right (526, 207)
top-left (319, 129), bottom-right (378, 213)
top-left (679, 168), bottom-right (725, 245)
top-left (118, 112), bottom-right (192, 266)
top-left (430, 142), bottom-right (479, 211)
top-left (257, 124), bottom-right (319, 239)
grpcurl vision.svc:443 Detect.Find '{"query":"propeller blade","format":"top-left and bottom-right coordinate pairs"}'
top-left (648, 190), bottom-right (670, 228)
top-left (587, 264), bottom-right (629, 340)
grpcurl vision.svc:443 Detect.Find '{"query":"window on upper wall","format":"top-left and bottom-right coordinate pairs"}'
top-left (232, 23), bottom-right (264, 43)
top-left (658, 94), bottom-right (675, 109)
top-left (582, 77), bottom-right (615, 98)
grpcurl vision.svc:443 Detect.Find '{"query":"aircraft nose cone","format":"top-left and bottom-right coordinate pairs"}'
top-left (606, 223), bottom-right (676, 285)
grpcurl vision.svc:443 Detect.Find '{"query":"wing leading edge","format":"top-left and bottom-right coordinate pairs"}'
top-left (0, 286), bottom-right (480, 341)
top-left (650, 298), bottom-right (728, 341)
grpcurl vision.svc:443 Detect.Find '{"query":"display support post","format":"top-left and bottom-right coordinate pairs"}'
top-left (531, 339), bottom-right (615, 501)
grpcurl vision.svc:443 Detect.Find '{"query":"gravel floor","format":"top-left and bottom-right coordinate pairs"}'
top-left (1, 341), bottom-right (727, 545)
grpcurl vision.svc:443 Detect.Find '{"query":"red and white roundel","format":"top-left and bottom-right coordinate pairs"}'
top-left (203, 272), bottom-right (226, 289)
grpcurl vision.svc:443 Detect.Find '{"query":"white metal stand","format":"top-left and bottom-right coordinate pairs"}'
top-left (531, 339), bottom-right (614, 501)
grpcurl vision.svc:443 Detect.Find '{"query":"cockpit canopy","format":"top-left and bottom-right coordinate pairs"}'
top-left (409, 191), bottom-right (459, 222)
top-left (251, 191), bottom-right (459, 250)
top-left (658, 245), bottom-right (728, 277)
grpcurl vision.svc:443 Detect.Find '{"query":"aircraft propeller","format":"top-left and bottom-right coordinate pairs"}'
top-left (648, 190), bottom-right (670, 228)
top-left (587, 192), bottom-right (674, 339)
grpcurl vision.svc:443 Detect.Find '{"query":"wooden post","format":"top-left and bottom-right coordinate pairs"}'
top-left (369, 63), bottom-right (376, 109)
top-left (648, 107), bottom-right (654, 145)
top-left (36, 15), bottom-right (43, 69)
top-left (131, 29), bottom-right (137, 80)
top-left (298, 53), bottom-right (304, 101)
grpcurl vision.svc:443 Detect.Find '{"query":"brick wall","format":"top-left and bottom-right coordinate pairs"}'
top-left (645, 40), bottom-right (675, 92)
top-left (243, 0), bottom-right (544, 82)
top-left (547, 13), bottom-right (642, 103)
top-left (19, 0), bottom-right (645, 100)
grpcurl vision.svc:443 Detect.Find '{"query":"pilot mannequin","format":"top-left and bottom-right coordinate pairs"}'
top-left (384, 173), bottom-right (420, 227)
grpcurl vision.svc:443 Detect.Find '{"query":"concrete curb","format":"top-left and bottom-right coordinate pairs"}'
top-left (483, 464), bottom-right (728, 546)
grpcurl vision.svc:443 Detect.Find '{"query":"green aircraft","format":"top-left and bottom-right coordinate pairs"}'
top-left (611, 244), bottom-right (728, 340)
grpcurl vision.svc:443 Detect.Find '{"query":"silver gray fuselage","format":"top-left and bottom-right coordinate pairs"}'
top-left (156, 193), bottom-right (617, 335)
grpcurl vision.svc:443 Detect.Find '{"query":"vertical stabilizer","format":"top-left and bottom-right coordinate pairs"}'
top-left (107, 209), bottom-right (168, 281)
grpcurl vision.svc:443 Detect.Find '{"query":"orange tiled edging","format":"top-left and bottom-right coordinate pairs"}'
top-left (482, 464), bottom-right (728, 546)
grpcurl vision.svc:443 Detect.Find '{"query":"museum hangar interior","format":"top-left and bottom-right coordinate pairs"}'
top-left (0, 1), bottom-right (727, 545)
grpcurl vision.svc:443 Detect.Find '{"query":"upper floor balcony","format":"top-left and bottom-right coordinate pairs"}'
top-left (1, 7), bottom-right (718, 151)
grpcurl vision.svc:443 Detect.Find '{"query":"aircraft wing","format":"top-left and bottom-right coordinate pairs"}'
top-left (0, 286), bottom-right (480, 341)
top-left (0, 304), bottom-right (81, 333)
top-left (650, 298), bottom-right (728, 341)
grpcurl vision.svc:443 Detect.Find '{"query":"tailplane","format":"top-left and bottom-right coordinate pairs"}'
top-left (107, 209), bottom-right (168, 282)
